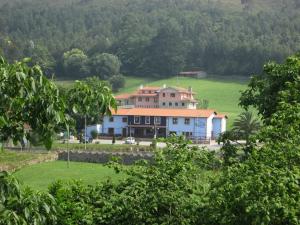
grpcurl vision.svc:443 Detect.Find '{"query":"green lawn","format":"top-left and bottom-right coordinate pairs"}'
top-left (14, 161), bottom-right (123, 190)
top-left (119, 76), bottom-right (249, 127)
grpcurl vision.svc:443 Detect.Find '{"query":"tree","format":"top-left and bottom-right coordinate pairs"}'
top-left (0, 56), bottom-right (67, 149)
top-left (62, 49), bottom-right (89, 78)
top-left (89, 53), bottom-right (121, 80)
top-left (24, 42), bottom-right (55, 76)
top-left (68, 77), bottom-right (116, 149)
top-left (0, 171), bottom-right (58, 225)
top-left (49, 136), bottom-right (219, 225)
top-left (143, 19), bottom-right (187, 77)
top-left (109, 74), bottom-right (125, 92)
top-left (240, 54), bottom-right (300, 124)
top-left (232, 111), bottom-right (260, 143)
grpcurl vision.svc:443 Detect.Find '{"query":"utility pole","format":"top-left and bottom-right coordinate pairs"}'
top-left (67, 125), bottom-right (70, 168)
top-left (84, 115), bottom-right (87, 150)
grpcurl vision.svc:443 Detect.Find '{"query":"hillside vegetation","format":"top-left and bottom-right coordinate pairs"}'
top-left (0, 0), bottom-right (299, 80)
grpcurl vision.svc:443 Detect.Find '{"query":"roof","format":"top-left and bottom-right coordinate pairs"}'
top-left (132, 93), bottom-right (158, 97)
top-left (111, 108), bottom-right (216, 118)
top-left (214, 114), bottom-right (228, 119)
top-left (115, 93), bottom-right (132, 100)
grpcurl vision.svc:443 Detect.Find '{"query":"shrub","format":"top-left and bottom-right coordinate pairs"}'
top-left (90, 130), bottom-right (98, 139)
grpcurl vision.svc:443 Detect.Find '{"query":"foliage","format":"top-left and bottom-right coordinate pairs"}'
top-left (240, 54), bottom-right (300, 123)
top-left (48, 136), bottom-right (218, 225)
top-left (198, 99), bottom-right (209, 109)
top-left (67, 77), bottom-right (116, 131)
top-left (63, 49), bottom-right (89, 78)
top-left (206, 66), bottom-right (300, 224)
top-left (89, 53), bottom-right (121, 80)
top-left (0, 171), bottom-right (58, 225)
top-left (90, 130), bottom-right (98, 139)
top-left (232, 111), bottom-right (260, 142)
top-left (0, 57), bottom-right (67, 149)
top-left (109, 74), bottom-right (125, 92)
top-left (1, 0), bottom-right (299, 77)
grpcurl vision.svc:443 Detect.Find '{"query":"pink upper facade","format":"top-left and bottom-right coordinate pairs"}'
top-left (115, 85), bottom-right (197, 109)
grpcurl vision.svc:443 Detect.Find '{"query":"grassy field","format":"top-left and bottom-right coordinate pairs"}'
top-left (118, 76), bottom-right (248, 127)
top-left (14, 161), bottom-right (123, 190)
top-left (0, 151), bottom-right (56, 172)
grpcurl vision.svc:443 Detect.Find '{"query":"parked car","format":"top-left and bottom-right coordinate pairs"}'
top-left (125, 137), bottom-right (136, 144)
top-left (80, 136), bottom-right (93, 143)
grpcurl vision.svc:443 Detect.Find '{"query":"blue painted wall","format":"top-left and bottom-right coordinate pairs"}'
top-left (102, 116), bottom-right (127, 135)
top-left (167, 117), bottom-right (207, 138)
top-left (212, 118), bottom-right (222, 138)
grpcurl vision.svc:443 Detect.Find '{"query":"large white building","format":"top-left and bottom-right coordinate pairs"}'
top-left (101, 108), bottom-right (227, 140)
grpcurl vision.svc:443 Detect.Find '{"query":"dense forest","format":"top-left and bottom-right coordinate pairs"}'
top-left (0, 0), bottom-right (299, 79)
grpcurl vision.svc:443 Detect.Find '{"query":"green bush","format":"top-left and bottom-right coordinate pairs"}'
top-left (90, 130), bottom-right (98, 139)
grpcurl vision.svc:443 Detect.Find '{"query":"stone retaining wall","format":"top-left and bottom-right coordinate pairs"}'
top-left (58, 151), bottom-right (154, 165)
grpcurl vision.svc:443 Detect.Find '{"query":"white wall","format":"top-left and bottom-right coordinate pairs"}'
top-left (86, 124), bottom-right (102, 137)
top-left (206, 114), bottom-right (214, 138)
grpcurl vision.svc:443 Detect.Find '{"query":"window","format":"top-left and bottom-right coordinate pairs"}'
top-left (146, 97), bottom-right (149, 102)
top-left (169, 102), bottom-right (172, 106)
top-left (122, 117), bottom-right (128, 123)
top-left (109, 117), bottom-right (114, 122)
top-left (138, 97), bottom-right (142, 102)
top-left (184, 118), bottom-right (190, 125)
top-left (182, 102), bottom-right (185, 106)
top-left (154, 98), bottom-right (158, 103)
top-left (175, 102), bottom-right (178, 106)
top-left (162, 102), bottom-right (166, 106)
top-left (172, 118), bottom-right (178, 124)
top-left (145, 116), bottom-right (150, 124)
top-left (142, 91), bottom-right (145, 94)
top-left (134, 116), bottom-right (140, 124)
top-left (108, 128), bottom-right (114, 135)
top-left (154, 117), bottom-right (161, 124)
top-left (162, 93), bottom-right (166, 97)
top-left (170, 93), bottom-right (176, 97)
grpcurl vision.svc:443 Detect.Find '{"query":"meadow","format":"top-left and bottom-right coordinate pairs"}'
top-left (14, 161), bottom-right (122, 190)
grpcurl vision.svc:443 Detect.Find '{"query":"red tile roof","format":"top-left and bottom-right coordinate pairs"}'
top-left (115, 93), bottom-right (132, 100)
top-left (214, 114), bottom-right (228, 119)
top-left (111, 108), bottom-right (216, 118)
top-left (132, 93), bottom-right (158, 97)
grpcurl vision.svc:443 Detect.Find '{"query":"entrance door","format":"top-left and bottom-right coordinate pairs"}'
top-left (122, 128), bottom-right (127, 137)
top-left (108, 128), bottom-right (114, 136)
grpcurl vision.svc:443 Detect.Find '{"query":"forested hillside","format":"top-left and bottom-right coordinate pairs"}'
top-left (0, 0), bottom-right (299, 79)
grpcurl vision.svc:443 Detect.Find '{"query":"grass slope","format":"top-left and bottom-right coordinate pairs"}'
top-left (14, 161), bottom-right (122, 190)
top-left (0, 151), bottom-right (56, 172)
top-left (118, 76), bottom-right (248, 127)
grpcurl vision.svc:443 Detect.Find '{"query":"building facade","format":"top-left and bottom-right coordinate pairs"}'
top-left (115, 85), bottom-right (197, 109)
top-left (101, 108), bottom-right (226, 140)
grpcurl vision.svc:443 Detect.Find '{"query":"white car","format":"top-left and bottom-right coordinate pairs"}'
top-left (125, 137), bottom-right (136, 144)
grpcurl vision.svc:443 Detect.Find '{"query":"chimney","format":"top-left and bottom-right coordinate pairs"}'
top-left (140, 84), bottom-right (144, 89)
top-left (188, 86), bottom-right (192, 93)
